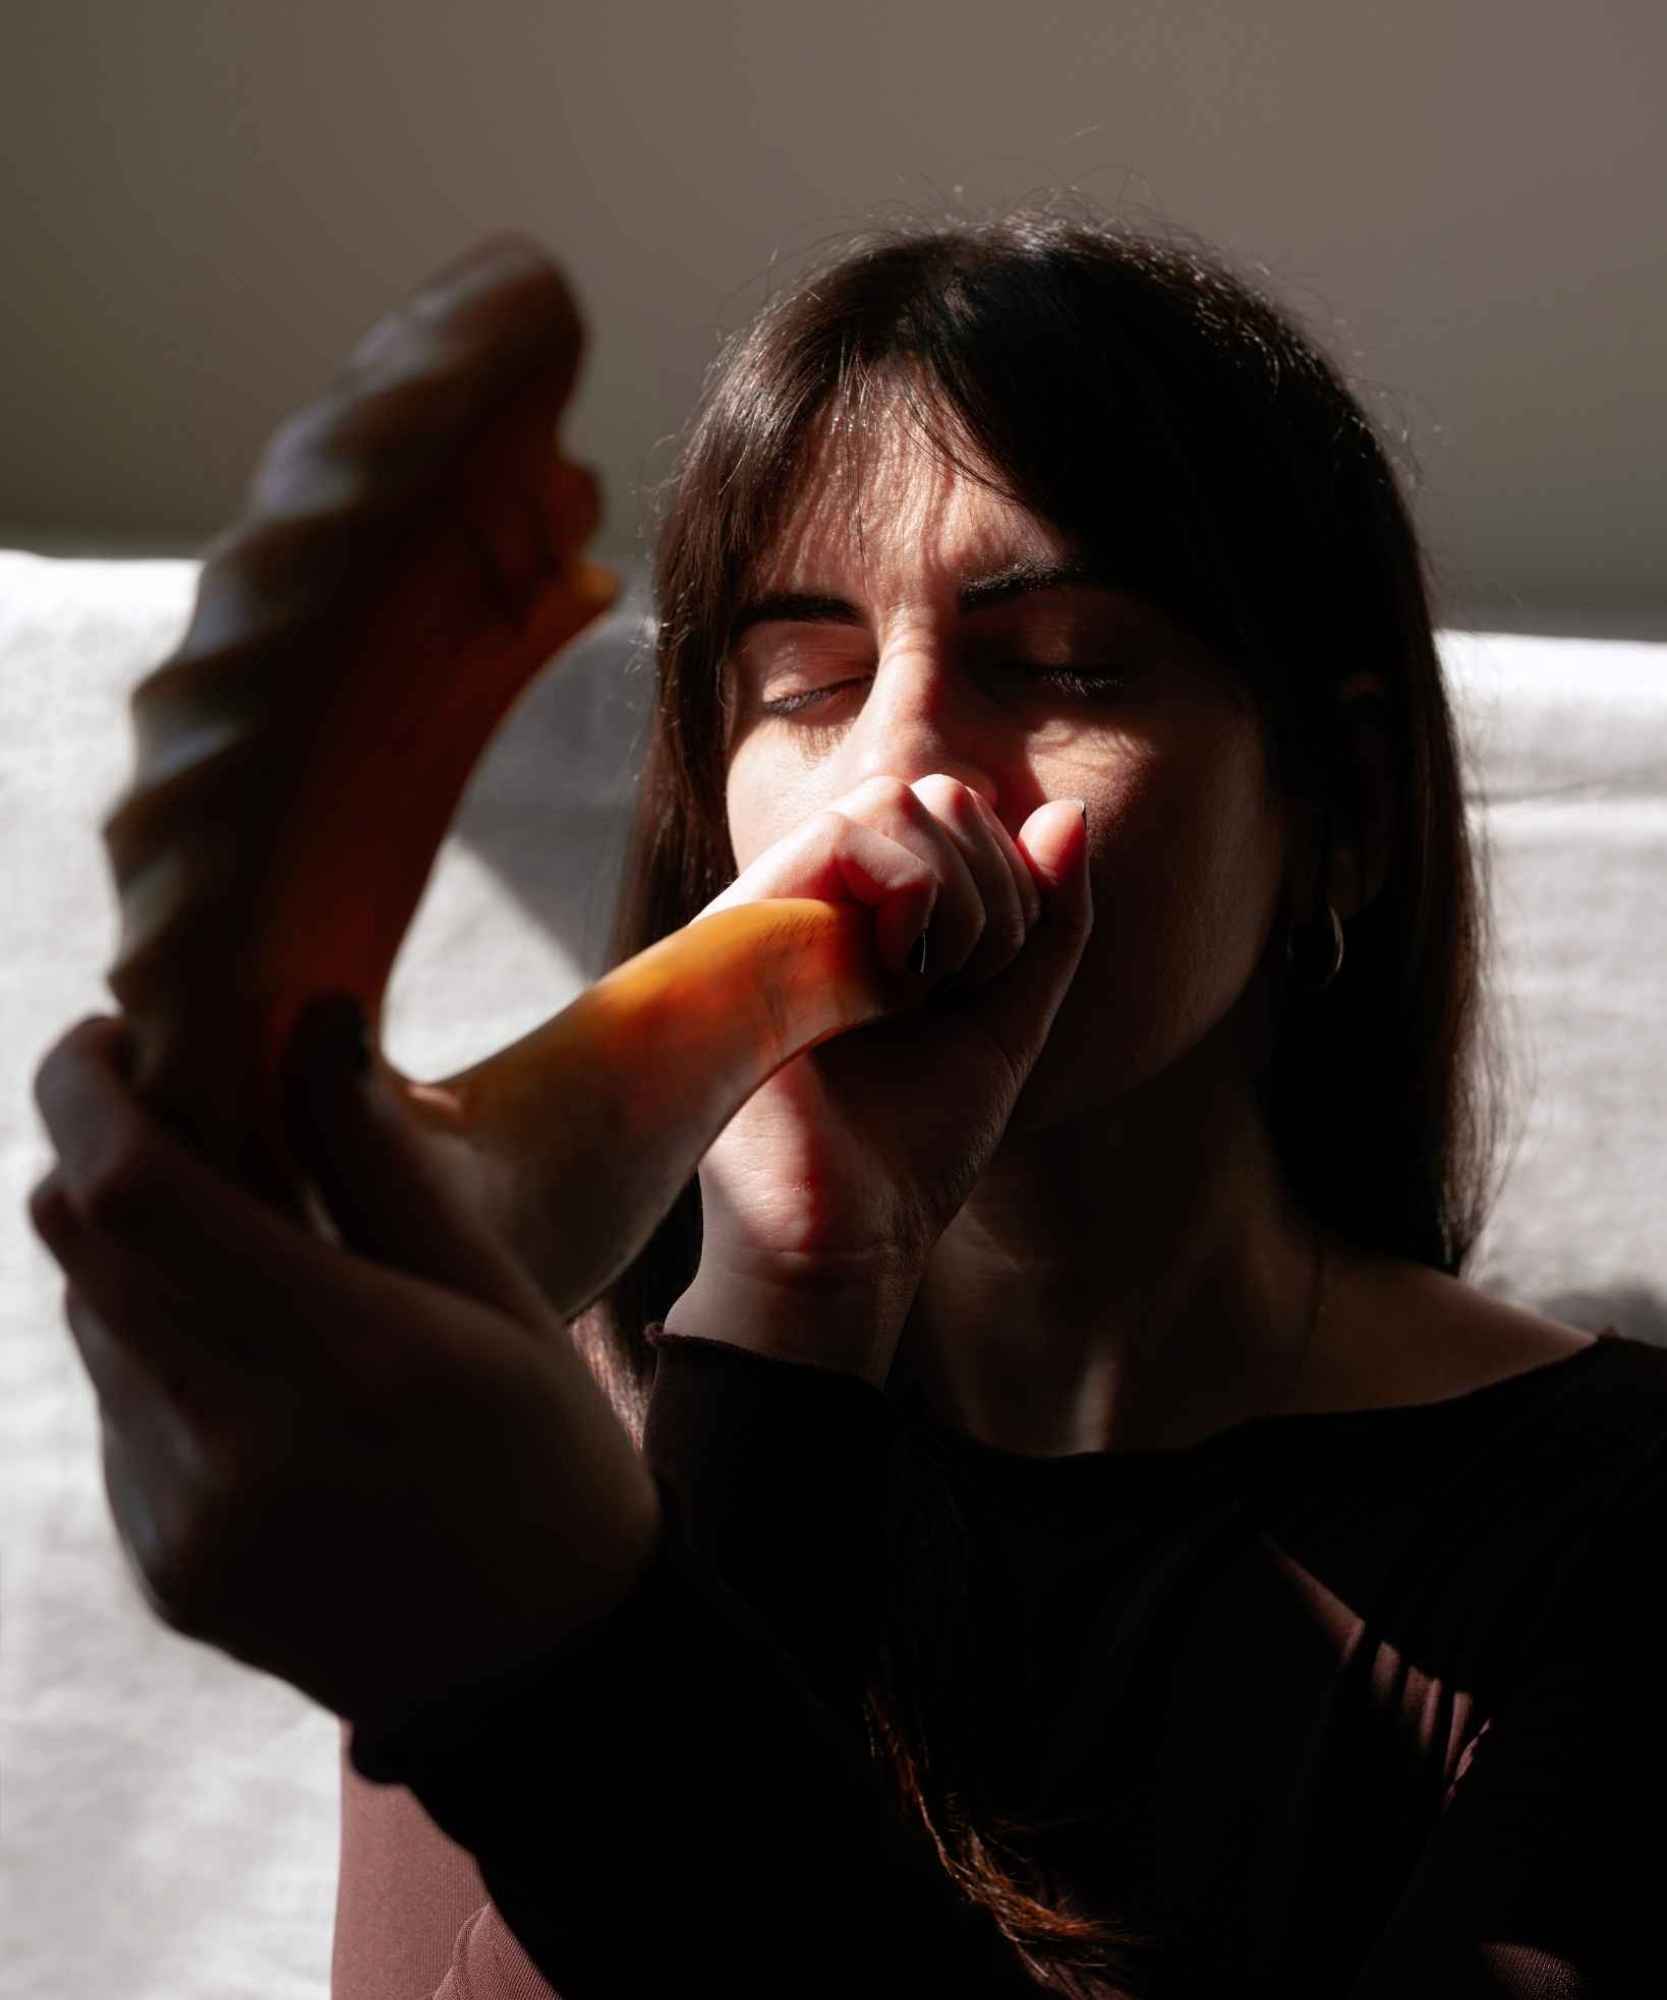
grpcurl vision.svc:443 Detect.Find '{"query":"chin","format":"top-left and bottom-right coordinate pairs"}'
top-left (1009, 985), bottom-right (1265, 1148)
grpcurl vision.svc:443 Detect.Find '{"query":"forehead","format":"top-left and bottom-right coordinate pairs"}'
top-left (751, 412), bottom-right (1067, 599)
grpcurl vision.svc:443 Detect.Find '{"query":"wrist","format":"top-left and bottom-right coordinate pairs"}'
top-left (660, 1258), bottom-right (918, 1389)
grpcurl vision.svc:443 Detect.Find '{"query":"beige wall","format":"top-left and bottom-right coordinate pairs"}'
top-left (5, 0), bottom-right (1664, 635)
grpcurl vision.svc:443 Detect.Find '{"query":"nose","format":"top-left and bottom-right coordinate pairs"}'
top-left (841, 641), bottom-right (1001, 811)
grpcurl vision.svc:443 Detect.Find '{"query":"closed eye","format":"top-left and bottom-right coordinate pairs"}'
top-left (756, 664), bottom-right (1130, 718)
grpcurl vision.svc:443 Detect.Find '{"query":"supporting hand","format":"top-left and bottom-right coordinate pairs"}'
top-left (27, 1006), bottom-right (662, 1736)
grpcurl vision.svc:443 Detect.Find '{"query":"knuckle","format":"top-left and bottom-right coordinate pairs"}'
top-left (804, 805), bottom-right (856, 854)
top-left (845, 774), bottom-right (917, 819)
top-left (908, 772), bottom-right (965, 809)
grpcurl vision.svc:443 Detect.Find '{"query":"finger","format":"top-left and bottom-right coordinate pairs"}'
top-left (951, 797), bottom-right (1094, 1079)
top-left (29, 1014), bottom-right (430, 1371)
top-left (836, 774), bottom-right (1026, 987)
top-left (57, 1247), bottom-right (277, 1652)
top-left (36, 1005), bottom-right (548, 1349)
top-left (818, 774), bottom-right (991, 978)
top-left (32, 1014), bottom-right (153, 1213)
top-left (965, 786), bottom-right (1044, 930)
top-left (1023, 796), bottom-right (1093, 912)
top-left (906, 775), bottom-right (1035, 986)
top-left (29, 1167), bottom-right (264, 1430)
top-left (698, 811), bottom-right (946, 978)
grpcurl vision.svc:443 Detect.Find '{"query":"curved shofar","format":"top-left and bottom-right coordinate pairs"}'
top-left (100, 239), bottom-right (896, 1320)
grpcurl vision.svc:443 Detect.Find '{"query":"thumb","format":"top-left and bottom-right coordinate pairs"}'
top-left (1020, 796), bottom-right (1091, 903)
top-left (281, 993), bottom-right (555, 1330)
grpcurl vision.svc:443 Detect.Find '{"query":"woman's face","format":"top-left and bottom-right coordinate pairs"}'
top-left (720, 422), bottom-right (1300, 1134)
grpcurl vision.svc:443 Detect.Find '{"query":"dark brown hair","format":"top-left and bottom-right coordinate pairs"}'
top-left (569, 206), bottom-right (1509, 1996)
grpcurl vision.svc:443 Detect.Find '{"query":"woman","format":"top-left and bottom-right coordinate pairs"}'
top-left (31, 213), bottom-right (1667, 1998)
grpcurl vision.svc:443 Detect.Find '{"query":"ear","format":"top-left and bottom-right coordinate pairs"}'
top-left (1320, 671), bottom-right (1395, 922)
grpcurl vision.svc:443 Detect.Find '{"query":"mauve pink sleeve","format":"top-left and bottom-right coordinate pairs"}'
top-left (332, 1717), bottom-right (562, 2000)
top-left (432, 1904), bottom-right (570, 2000)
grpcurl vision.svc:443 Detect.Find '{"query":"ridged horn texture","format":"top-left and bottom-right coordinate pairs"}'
top-left (100, 239), bottom-right (896, 1318)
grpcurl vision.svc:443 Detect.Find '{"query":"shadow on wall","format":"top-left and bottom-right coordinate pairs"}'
top-left (1534, 1282), bottom-right (1667, 1350)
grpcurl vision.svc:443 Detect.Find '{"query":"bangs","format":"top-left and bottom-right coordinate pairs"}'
top-left (687, 255), bottom-right (1257, 683)
top-left (727, 363), bottom-right (1022, 596)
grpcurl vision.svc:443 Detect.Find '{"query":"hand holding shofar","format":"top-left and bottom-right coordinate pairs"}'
top-left (99, 238), bottom-right (897, 1325)
top-left (35, 236), bottom-right (1083, 1728)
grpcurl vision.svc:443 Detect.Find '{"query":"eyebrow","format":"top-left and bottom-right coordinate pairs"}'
top-left (728, 557), bottom-right (1130, 643)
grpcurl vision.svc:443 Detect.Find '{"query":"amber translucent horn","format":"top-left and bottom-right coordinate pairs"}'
top-left (99, 239), bottom-right (897, 1315)
top-left (396, 898), bottom-right (890, 1319)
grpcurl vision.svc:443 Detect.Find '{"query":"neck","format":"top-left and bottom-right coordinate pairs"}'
top-left (888, 1037), bottom-right (1329, 1458)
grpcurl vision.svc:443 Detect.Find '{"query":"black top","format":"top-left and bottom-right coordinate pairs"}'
top-left (351, 1322), bottom-right (1667, 1997)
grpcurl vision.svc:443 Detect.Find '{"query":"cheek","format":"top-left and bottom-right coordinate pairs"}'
top-left (1113, 717), bottom-right (1282, 906)
top-left (724, 753), bottom-right (766, 872)
top-left (1073, 745), bottom-right (1288, 1036)
top-left (725, 757), bottom-right (820, 874)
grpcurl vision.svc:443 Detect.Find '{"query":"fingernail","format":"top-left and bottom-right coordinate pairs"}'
top-left (913, 925), bottom-right (930, 978)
